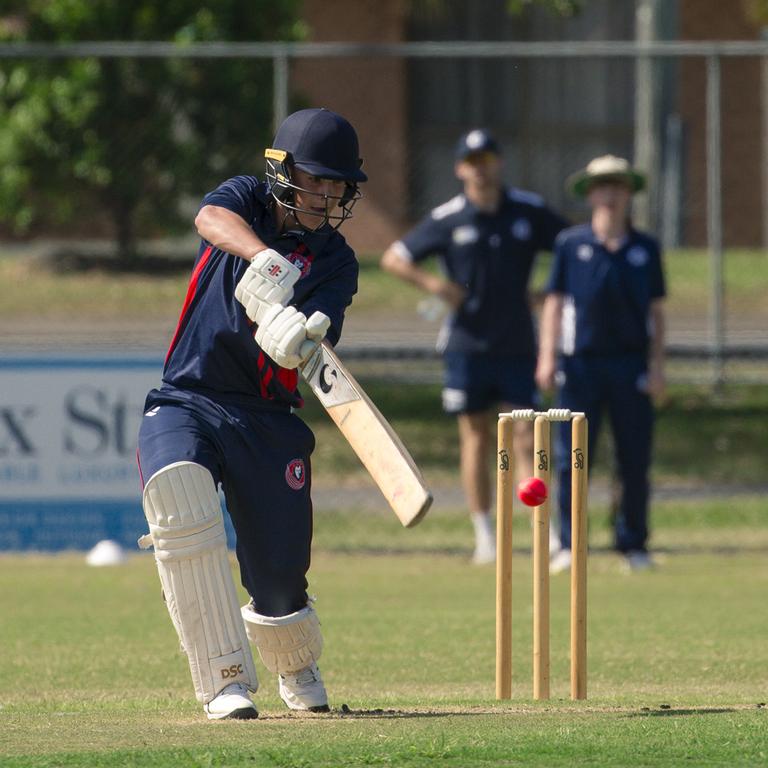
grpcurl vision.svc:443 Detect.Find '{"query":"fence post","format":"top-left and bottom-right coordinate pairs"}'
top-left (273, 50), bottom-right (289, 135)
top-left (706, 53), bottom-right (724, 391)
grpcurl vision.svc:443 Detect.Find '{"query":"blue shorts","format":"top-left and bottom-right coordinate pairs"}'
top-left (137, 387), bottom-right (315, 616)
top-left (441, 353), bottom-right (538, 415)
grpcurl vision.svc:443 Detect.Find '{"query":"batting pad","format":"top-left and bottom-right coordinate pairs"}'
top-left (242, 603), bottom-right (323, 675)
top-left (141, 461), bottom-right (258, 703)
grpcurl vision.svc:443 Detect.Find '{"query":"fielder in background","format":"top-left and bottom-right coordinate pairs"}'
top-left (137, 108), bottom-right (367, 719)
top-left (381, 129), bottom-right (568, 564)
top-left (536, 155), bottom-right (667, 574)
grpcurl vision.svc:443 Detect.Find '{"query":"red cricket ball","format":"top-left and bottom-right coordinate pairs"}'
top-left (517, 477), bottom-right (548, 507)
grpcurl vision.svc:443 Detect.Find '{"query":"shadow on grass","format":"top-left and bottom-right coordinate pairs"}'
top-left (625, 707), bottom-right (740, 718)
top-left (260, 707), bottom-right (502, 721)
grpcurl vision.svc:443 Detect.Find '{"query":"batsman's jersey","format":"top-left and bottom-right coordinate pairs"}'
top-left (393, 188), bottom-right (568, 357)
top-left (545, 224), bottom-right (666, 356)
top-left (161, 176), bottom-right (358, 409)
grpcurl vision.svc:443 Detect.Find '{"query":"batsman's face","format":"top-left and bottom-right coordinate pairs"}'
top-left (455, 152), bottom-right (502, 189)
top-left (291, 167), bottom-right (348, 229)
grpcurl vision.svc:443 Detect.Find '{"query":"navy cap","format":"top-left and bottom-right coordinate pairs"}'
top-left (272, 108), bottom-right (367, 182)
top-left (455, 129), bottom-right (501, 161)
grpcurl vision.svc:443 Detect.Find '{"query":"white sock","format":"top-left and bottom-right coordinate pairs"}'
top-left (471, 511), bottom-right (494, 546)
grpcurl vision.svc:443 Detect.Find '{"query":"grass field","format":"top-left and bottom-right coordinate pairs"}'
top-left (1, 247), bottom-right (766, 765)
top-left (1, 247), bottom-right (767, 320)
top-left (303, 380), bottom-right (768, 489)
top-left (2, 501), bottom-right (767, 767)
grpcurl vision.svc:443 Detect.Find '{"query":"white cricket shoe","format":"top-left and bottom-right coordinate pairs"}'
top-left (624, 550), bottom-right (655, 572)
top-left (279, 662), bottom-right (329, 712)
top-left (472, 537), bottom-right (496, 565)
top-left (549, 548), bottom-right (572, 574)
top-left (204, 682), bottom-right (258, 720)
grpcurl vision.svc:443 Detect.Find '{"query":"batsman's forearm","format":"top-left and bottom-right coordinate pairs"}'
top-left (195, 205), bottom-right (268, 261)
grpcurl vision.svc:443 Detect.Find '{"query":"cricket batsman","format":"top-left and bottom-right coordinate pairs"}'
top-left (137, 108), bottom-right (366, 719)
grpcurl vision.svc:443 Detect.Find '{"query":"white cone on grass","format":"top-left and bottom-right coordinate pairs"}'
top-left (85, 539), bottom-right (127, 567)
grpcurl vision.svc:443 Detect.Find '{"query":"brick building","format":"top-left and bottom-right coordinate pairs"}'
top-left (291, 0), bottom-right (766, 253)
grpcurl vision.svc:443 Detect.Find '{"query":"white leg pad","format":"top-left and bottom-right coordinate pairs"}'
top-left (142, 461), bottom-right (258, 703)
top-left (242, 603), bottom-right (323, 675)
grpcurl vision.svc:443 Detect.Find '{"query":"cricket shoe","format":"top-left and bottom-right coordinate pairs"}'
top-left (279, 662), bottom-right (330, 712)
top-left (624, 550), bottom-right (655, 572)
top-left (549, 547), bottom-right (572, 574)
top-left (472, 538), bottom-right (496, 565)
top-left (204, 683), bottom-right (258, 720)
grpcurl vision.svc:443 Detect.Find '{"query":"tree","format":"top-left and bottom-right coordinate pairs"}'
top-left (0, 2), bottom-right (304, 261)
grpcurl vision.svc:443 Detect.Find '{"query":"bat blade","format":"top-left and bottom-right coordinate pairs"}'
top-left (301, 342), bottom-right (433, 527)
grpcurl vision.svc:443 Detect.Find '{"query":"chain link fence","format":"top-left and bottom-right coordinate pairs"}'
top-left (0, 41), bottom-right (766, 551)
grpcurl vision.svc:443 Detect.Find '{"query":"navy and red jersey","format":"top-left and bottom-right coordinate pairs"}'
top-left (393, 187), bottom-right (568, 357)
top-left (545, 224), bottom-right (666, 356)
top-left (160, 175), bottom-right (358, 409)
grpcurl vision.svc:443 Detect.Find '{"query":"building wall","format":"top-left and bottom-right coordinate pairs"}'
top-left (290, 1), bottom-right (409, 255)
top-left (292, 0), bottom-right (767, 251)
top-left (679, 0), bottom-right (764, 246)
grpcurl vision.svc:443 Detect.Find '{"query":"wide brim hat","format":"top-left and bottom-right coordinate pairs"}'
top-left (567, 155), bottom-right (645, 198)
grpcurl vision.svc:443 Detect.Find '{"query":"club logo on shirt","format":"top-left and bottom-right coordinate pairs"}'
top-left (511, 218), bottom-right (531, 241)
top-left (452, 225), bottom-right (479, 245)
top-left (289, 251), bottom-right (312, 278)
top-left (626, 246), bottom-right (649, 267)
top-left (285, 458), bottom-right (306, 490)
top-left (577, 244), bottom-right (593, 262)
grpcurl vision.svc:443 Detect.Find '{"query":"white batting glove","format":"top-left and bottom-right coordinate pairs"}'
top-left (235, 249), bottom-right (302, 324)
top-left (254, 304), bottom-right (331, 369)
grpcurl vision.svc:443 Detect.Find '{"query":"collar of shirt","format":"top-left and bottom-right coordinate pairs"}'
top-left (462, 189), bottom-right (506, 218)
top-left (589, 225), bottom-right (631, 254)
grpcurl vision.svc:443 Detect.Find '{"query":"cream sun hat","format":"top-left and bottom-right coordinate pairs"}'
top-left (567, 155), bottom-right (646, 198)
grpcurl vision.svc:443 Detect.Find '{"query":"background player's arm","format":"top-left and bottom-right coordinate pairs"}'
top-left (380, 246), bottom-right (465, 309)
top-left (646, 298), bottom-right (666, 401)
top-left (195, 204), bottom-right (268, 262)
top-left (535, 292), bottom-right (564, 391)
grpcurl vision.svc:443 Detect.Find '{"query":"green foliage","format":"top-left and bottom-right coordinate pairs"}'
top-left (506, 0), bottom-right (583, 16)
top-left (0, 1), bottom-right (304, 257)
top-left (743, 0), bottom-right (768, 25)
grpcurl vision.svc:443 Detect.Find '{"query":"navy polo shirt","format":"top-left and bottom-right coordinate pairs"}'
top-left (546, 223), bottom-right (666, 356)
top-left (161, 175), bottom-right (358, 408)
top-left (394, 188), bottom-right (568, 357)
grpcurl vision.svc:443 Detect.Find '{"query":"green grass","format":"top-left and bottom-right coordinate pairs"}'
top-left (2, 248), bottom-right (767, 319)
top-left (303, 381), bottom-right (768, 488)
top-left (310, 497), bottom-right (768, 554)
top-left (1, 247), bottom-right (766, 765)
top-left (1, 502), bottom-right (767, 766)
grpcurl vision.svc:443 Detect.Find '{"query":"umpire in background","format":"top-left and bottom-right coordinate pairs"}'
top-left (536, 155), bottom-right (667, 573)
top-left (381, 129), bottom-right (568, 564)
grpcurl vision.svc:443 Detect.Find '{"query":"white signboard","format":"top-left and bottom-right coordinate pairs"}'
top-left (0, 359), bottom-right (161, 500)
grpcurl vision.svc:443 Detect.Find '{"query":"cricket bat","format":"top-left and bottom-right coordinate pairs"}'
top-left (301, 341), bottom-right (433, 527)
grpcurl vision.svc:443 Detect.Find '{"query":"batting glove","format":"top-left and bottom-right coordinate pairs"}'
top-left (235, 249), bottom-right (302, 324)
top-left (254, 304), bottom-right (331, 369)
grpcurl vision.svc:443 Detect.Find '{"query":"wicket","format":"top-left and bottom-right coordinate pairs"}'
top-left (495, 408), bottom-right (589, 701)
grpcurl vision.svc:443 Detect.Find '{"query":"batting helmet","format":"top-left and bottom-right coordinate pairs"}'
top-left (265, 108), bottom-right (366, 230)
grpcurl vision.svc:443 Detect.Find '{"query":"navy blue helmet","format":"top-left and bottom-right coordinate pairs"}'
top-left (265, 108), bottom-right (366, 230)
